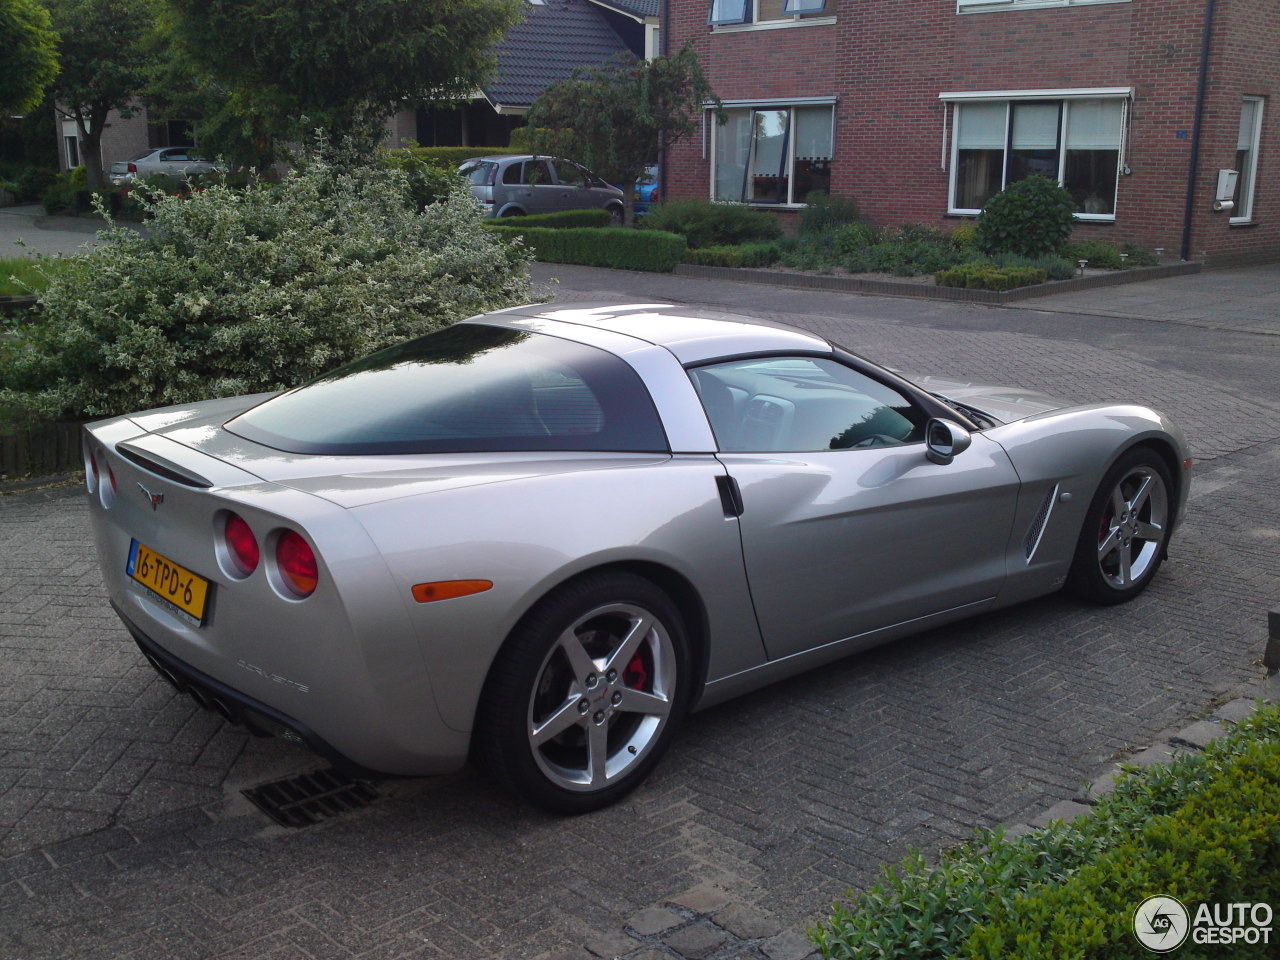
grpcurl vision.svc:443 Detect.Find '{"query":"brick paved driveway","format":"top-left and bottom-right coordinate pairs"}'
top-left (3, 268), bottom-right (1278, 959)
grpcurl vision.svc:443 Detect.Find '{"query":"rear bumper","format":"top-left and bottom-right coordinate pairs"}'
top-left (115, 602), bottom-right (398, 780)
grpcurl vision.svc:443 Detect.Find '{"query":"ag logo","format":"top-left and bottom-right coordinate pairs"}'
top-left (1134, 895), bottom-right (1190, 952)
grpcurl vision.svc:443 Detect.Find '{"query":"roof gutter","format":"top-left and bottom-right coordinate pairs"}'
top-left (1180, 0), bottom-right (1217, 262)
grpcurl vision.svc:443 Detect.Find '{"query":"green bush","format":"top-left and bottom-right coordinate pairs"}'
top-left (485, 224), bottom-right (685, 272)
top-left (683, 242), bottom-right (781, 268)
top-left (12, 165), bottom-right (58, 203)
top-left (1, 154), bottom-right (534, 421)
top-left (831, 222), bottom-right (882, 257)
top-left (1062, 239), bottom-right (1160, 270)
top-left (977, 175), bottom-right (1077, 257)
top-left (385, 145), bottom-right (523, 170)
top-left (798, 192), bottom-right (864, 235)
top-left (486, 209), bottom-right (611, 230)
top-left (641, 198), bottom-right (782, 249)
top-left (936, 261), bottom-right (1048, 290)
top-left (377, 148), bottom-right (466, 209)
top-left (40, 173), bottom-right (78, 214)
top-left (967, 743), bottom-right (1280, 959)
top-left (811, 704), bottom-right (1280, 960)
top-left (950, 221), bottom-right (979, 251)
top-left (996, 253), bottom-right (1077, 281)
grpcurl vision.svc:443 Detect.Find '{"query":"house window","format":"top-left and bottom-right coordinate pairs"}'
top-left (950, 98), bottom-right (1124, 218)
top-left (1233, 98), bottom-right (1264, 223)
top-left (713, 104), bottom-right (833, 204)
top-left (709, 0), bottom-right (828, 26)
top-left (957, 0), bottom-right (1131, 12)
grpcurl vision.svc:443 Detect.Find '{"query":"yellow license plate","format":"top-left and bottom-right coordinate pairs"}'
top-left (127, 540), bottom-right (210, 622)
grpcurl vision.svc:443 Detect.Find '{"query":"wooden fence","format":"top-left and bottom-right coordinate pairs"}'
top-left (0, 421), bottom-right (84, 481)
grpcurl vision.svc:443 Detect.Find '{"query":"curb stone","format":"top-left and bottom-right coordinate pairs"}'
top-left (569, 674), bottom-right (1278, 960)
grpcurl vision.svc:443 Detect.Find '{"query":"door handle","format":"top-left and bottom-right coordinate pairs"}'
top-left (715, 475), bottom-right (744, 518)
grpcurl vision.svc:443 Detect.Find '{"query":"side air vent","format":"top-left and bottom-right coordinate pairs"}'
top-left (1024, 484), bottom-right (1058, 562)
top-left (116, 441), bottom-right (213, 488)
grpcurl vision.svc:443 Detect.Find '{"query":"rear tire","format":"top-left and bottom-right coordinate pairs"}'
top-left (474, 572), bottom-right (690, 814)
top-left (1067, 447), bottom-right (1173, 605)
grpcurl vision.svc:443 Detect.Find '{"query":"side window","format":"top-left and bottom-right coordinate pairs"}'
top-left (501, 162), bottom-right (523, 185)
top-left (555, 161), bottom-right (586, 187)
top-left (524, 159), bottom-right (552, 185)
top-left (689, 357), bottom-right (926, 453)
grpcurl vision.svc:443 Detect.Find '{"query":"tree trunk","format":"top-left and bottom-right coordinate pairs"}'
top-left (75, 107), bottom-right (108, 192)
top-left (623, 189), bottom-right (636, 228)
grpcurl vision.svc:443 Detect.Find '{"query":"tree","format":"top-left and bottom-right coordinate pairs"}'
top-left (44, 0), bottom-right (158, 190)
top-left (0, 0), bottom-right (59, 115)
top-left (159, 0), bottom-right (524, 146)
top-left (527, 42), bottom-right (723, 225)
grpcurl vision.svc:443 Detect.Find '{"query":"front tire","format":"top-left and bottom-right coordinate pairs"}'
top-left (474, 573), bottom-right (691, 814)
top-left (1067, 447), bottom-right (1172, 604)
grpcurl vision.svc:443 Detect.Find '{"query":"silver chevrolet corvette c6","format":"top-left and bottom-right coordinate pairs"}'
top-left (83, 303), bottom-right (1191, 812)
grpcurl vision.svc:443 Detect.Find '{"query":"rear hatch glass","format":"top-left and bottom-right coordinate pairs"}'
top-left (458, 161), bottom-right (498, 186)
top-left (225, 324), bottom-right (668, 455)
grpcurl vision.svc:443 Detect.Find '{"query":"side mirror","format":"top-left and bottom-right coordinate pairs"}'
top-left (925, 418), bottom-right (972, 465)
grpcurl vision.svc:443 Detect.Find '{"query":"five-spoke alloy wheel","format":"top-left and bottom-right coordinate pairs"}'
top-left (1068, 448), bottom-right (1173, 604)
top-left (475, 573), bottom-right (690, 813)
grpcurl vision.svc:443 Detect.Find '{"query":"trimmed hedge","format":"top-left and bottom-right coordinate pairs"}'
top-left (936, 261), bottom-right (1047, 291)
top-left (385, 145), bottom-right (523, 169)
top-left (811, 703), bottom-right (1280, 960)
top-left (486, 209), bottom-right (612, 230)
top-left (683, 243), bottom-right (781, 267)
top-left (967, 742), bottom-right (1280, 959)
top-left (483, 224), bottom-right (686, 272)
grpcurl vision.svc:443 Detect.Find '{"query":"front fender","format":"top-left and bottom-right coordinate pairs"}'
top-left (984, 404), bottom-right (1190, 605)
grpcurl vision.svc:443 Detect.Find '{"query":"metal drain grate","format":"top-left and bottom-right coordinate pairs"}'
top-left (243, 768), bottom-right (380, 827)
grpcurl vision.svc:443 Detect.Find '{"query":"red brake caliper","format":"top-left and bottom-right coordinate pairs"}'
top-left (624, 650), bottom-right (649, 690)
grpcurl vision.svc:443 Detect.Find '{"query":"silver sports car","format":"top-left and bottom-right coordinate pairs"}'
top-left (84, 303), bottom-right (1190, 812)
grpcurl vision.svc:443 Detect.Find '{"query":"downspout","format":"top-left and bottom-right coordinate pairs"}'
top-left (1180, 0), bottom-right (1217, 261)
top-left (660, 0), bottom-right (670, 205)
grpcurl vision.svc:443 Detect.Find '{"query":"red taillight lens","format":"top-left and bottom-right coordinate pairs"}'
top-left (87, 447), bottom-right (99, 491)
top-left (106, 464), bottom-right (116, 493)
top-left (276, 530), bottom-right (317, 598)
top-left (127, 162), bottom-right (137, 173)
top-left (225, 513), bottom-right (259, 576)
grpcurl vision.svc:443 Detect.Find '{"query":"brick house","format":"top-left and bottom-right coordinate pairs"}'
top-left (665, 0), bottom-right (1279, 264)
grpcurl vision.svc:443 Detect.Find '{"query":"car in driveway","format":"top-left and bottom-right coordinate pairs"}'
top-left (109, 147), bottom-right (224, 187)
top-left (82, 303), bottom-right (1190, 813)
top-left (459, 154), bottom-right (625, 221)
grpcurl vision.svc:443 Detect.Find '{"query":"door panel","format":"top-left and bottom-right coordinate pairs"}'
top-left (720, 434), bottom-right (1019, 660)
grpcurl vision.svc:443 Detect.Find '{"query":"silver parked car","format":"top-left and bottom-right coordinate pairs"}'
top-left (459, 154), bottom-right (626, 221)
top-left (83, 304), bottom-right (1190, 812)
top-left (109, 146), bottom-right (224, 187)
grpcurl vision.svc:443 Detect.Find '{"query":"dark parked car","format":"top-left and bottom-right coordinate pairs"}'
top-left (459, 155), bottom-right (625, 221)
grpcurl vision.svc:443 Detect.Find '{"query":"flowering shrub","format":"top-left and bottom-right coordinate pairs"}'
top-left (1, 155), bottom-right (534, 420)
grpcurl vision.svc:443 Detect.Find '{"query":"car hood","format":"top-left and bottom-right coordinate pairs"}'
top-left (907, 375), bottom-right (1068, 425)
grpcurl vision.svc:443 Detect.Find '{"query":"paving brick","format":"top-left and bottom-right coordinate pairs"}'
top-left (1171, 720), bottom-right (1227, 750)
top-left (1029, 800), bottom-right (1095, 829)
top-left (761, 930), bottom-right (817, 960)
top-left (627, 907), bottom-right (687, 937)
top-left (713, 904), bottom-right (782, 940)
top-left (662, 922), bottom-right (728, 959)
top-left (666, 884), bottom-right (732, 916)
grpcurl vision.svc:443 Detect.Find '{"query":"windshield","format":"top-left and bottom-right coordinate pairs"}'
top-left (458, 161), bottom-right (497, 186)
top-left (225, 324), bottom-right (669, 455)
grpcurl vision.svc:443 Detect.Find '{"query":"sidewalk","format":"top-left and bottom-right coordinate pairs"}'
top-left (0, 204), bottom-right (106, 257)
top-left (1013, 261), bottom-right (1280, 336)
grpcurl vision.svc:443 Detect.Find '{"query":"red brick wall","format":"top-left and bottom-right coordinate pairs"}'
top-left (667, 0), bottom-right (1279, 263)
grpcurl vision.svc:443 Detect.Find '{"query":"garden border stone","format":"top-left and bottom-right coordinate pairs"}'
top-left (674, 261), bottom-right (1202, 303)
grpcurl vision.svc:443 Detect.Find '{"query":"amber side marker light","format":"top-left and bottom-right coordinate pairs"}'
top-left (1183, 458), bottom-right (1194, 470)
top-left (412, 580), bottom-right (493, 604)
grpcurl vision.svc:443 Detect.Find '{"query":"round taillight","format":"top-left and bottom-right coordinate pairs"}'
top-left (85, 444), bottom-right (98, 493)
top-left (225, 513), bottom-right (259, 576)
top-left (276, 530), bottom-right (318, 598)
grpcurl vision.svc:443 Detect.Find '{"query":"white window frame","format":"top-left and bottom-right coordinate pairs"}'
top-left (941, 89), bottom-right (1132, 221)
top-left (709, 0), bottom-right (835, 32)
top-left (707, 98), bottom-right (836, 207)
top-left (1232, 96), bottom-right (1264, 224)
top-left (957, 0), bottom-right (1130, 13)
